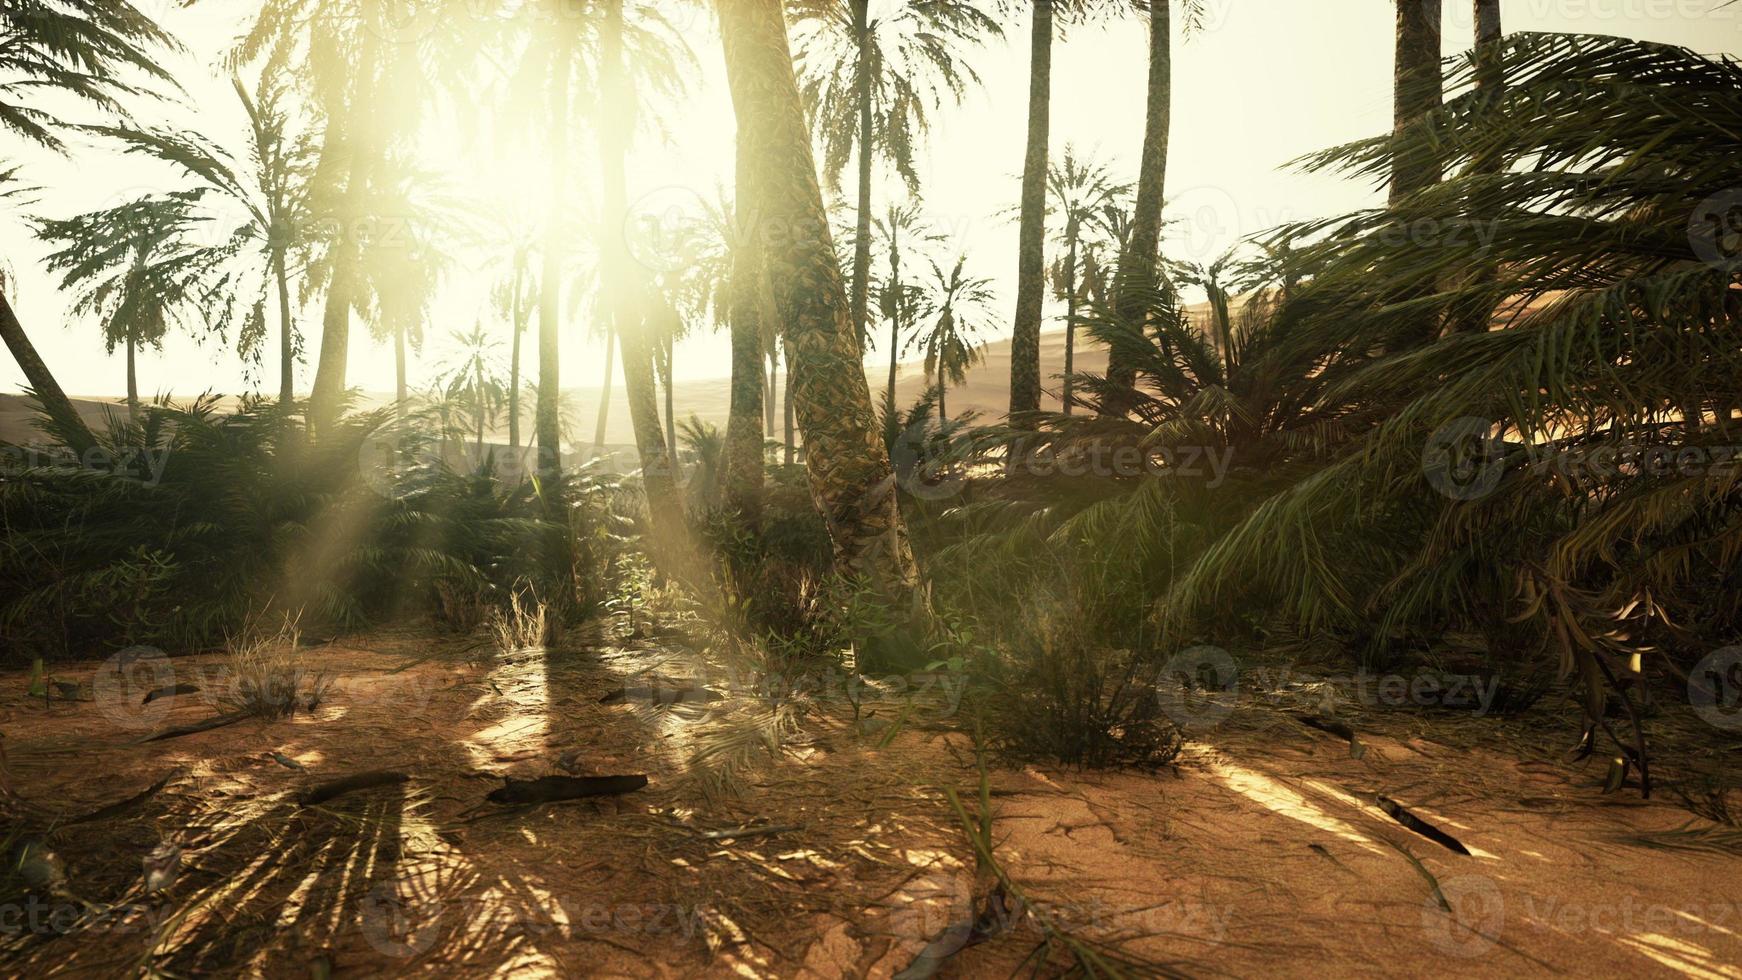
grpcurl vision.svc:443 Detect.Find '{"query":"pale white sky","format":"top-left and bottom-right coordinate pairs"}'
top-left (3, 0), bottom-right (1740, 399)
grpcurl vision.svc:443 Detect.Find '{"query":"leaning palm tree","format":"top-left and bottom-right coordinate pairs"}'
top-left (789, 0), bottom-right (1001, 348)
top-left (0, 0), bottom-right (177, 452)
top-left (35, 194), bottom-right (227, 414)
top-left (718, 0), bottom-right (918, 605)
top-left (914, 254), bottom-right (996, 421)
top-left (88, 69), bottom-right (316, 406)
top-left (1046, 146), bottom-right (1130, 412)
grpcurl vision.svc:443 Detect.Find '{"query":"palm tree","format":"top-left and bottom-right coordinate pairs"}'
top-left (35, 195), bottom-right (226, 414)
top-left (1046, 146), bottom-right (1130, 413)
top-left (0, 0), bottom-right (176, 453)
top-left (915, 255), bottom-right (996, 421)
top-left (1452, 0), bottom-right (1503, 335)
top-left (869, 202), bottom-right (943, 436)
top-left (718, 0), bottom-right (918, 600)
top-left (789, 0), bottom-right (1001, 348)
top-left (89, 71), bottom-right (316, 406)
top-left (435, 322), bottom-right (508, 467)
top-left (489, 240), bottom-right (538, 449)
top-left (596, 0), bottom-right (691, 536)
top-left (1105, 0), bottom-right (1204, 397)
top-left (1183, 33), bottom-right (1742, 790)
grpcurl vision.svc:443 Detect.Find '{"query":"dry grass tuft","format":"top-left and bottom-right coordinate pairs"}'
top-left (220, 612), bottom-right (332, 719)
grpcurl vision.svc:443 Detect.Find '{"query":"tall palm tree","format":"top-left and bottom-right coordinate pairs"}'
top-left (0, 0), bottom-right (176, 453)
top-left (89, 70), bottom-right (316, 406)
top-left (1105, 0), bottom-right (1203, 397)
top-left (435, 322), bottom-right (508, 467)
top-left (597, 0), bottom-right (689, 536)
top-left (726, 164), bottom-right (767, 523)
top-left (1046, 146), bottom-right (1130, 413)
top-left (915, 255), bottom-right (995, 421)
top-left (789, 0), bottom-right (1001, 348)
top-left (489, 240), bottom-right (537, 449)
top-left (1452, 0), bottom-right (1504, 335)
top-left (35, 194), bottom-right (226, 414)
top-left (870, 202), bottom-right (943, 435)
top-left (718, 0), bottom-right (917, 598)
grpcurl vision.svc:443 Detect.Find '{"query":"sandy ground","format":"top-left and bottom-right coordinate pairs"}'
top-left (0, 325), bottom-right (1099, 452)
top-left (2, 624), bottom-right (1740, 978)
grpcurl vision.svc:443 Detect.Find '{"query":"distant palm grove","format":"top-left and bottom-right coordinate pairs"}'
top-left (2, 1), bottom-right (1742, 973)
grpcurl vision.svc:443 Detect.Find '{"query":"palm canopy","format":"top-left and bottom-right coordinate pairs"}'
top-left (914, 253), bottom-right (995, 390)
top-left (0, 0), bottom-right (177, 153)
top-left (85, 71), bottom-right (317, 369)
top-left (1144, 34), bottom-right (1742, 786)
top-left (34, 191), bottom-right (229, 359)
top-left (790, 0), bottom-right (1002, 193)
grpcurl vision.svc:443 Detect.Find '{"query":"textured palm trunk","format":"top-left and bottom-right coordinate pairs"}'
top-left (850, 0), bottom-right (873, 350)
top-left (1008, 0), bottom-right (1053, 426)
top-left (274, 247), bottom-right (294, 406)
top-left (537, 48), bottom-right (569, 486)
top-left (937, 375), bottom-right (947, 422)
top-left (725, 140), bottom-right (767, 523)
top-left (1062, 227), bottom-right (1078, 414)
top-left (719, 0), bottom-right (917, 596)
top-left (601, 0), bottom-right (681, 533)
top-left (474, 359), bottom-right (486, 466)
top-left (394, 321), bottom-right (407, 413)
top-left (1390, 0), bottom-right (1443, 206)
top-left (508, 255), bottom-right (526, 449)
top-left (1, 289), bottom-right (95, 454)
top-left (1391, 0), bottom-right (1445, 348)
top-left (1454, 0), bottom-right (1503, 335)
top-left (1106, 0), bottom-right (1171, 400)
top-left (592, 324), bottom-right (614, 452)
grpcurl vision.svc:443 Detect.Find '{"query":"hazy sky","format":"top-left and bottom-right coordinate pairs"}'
top-left (4, 0), bottom-right (1740, 399)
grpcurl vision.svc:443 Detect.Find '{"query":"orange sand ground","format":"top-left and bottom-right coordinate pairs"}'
top-left (3, 622), bottom-right (1740, 978)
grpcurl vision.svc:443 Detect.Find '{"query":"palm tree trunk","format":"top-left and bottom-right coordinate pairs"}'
top-left (850, 0), bottom-right (873, 350)
top-left (719, 0), bottom-right (917, 597)
top-left (1107, 0), bottom-right (1172, 398)
top-left (125, 331), bottom-right (138, 417)
top-left (0, 289), bottom-right (95, 455)
top-left (1062, 231), bottom-right (1078, 414)
top-left (938, 377), bottom-right (947, 422)
top-left (1390, 0), bottom-right (1443, 206)
top-left (508, 256), bottom-right (525, 449)
top-left (1454, 0), bottom-right (1503, 335)
top-left (537, 40), bottom-right (571, 486)
top-left (308, 28), bottom-right (381, 431)
top-left (1008, 0), bottom-right (1053, 426)
top-left (662, 335), bottom-right (677, 472)
top-left (601, 0), bottom-right (681, 533)
top-left (1391, 0), bottom-right (1445, 348)
top-left (725, 142), bottom-right (767, 523)
top-left (475, 359), bottom-right (486, 466)
top-left (394, 321), bottom-right (407, 412)
top-left (764, 347), bottom-right (777, 433)
top-left (274, 247), bottom-right (294, 406)
top-left (593, 324), bottom-right (614, 452)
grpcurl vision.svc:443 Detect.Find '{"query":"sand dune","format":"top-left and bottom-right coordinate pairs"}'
top-left (0, 325), bottom-right (1101, 449)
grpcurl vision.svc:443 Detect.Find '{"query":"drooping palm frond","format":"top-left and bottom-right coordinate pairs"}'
top-left (0, 0), bottom-right (178, 153)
